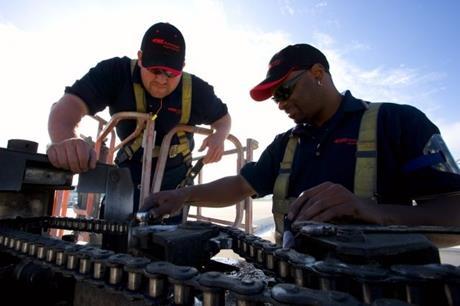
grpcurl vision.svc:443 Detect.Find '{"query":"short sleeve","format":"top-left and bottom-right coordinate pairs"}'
top-left (188, 75), bottom-right (228, 125)
top-left (65, 57), bottom-right (129, 115)
top-left (240, 134), bottom-right (288, 198)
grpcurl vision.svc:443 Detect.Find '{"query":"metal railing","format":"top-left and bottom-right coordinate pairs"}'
top-left (151, 124), bottom-right (258, 232)
top-left (68, 112), bottom-right (258, 233)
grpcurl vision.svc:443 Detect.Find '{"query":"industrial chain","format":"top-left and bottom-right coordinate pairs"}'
top-left (1, 217), bottom-right (460, 305)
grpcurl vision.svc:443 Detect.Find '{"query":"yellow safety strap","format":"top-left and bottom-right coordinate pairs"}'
top-left (272, 135), bottom-right (298, 239)
top-left (177, 73), bottom-right (192, 163)
top-left (271, 102), bottom-right (382, 241)
top-left (121, 60), bottom-right (192, 161)
top-left (354, 103), bottom-right (382, 199)
top-left (273, 135), bottom-right (298, 206)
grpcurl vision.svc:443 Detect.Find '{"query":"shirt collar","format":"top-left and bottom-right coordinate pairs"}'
top-left (291, 90), bottom-right (366, 136)
top-left (341, 90), bottom-right (368, 113)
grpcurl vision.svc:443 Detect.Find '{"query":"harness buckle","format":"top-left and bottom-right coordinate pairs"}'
top-left (168, 143), bottom-right (190, 158)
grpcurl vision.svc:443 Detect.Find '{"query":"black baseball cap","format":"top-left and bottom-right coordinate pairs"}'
top-left (250, 44), bottom-right (329, 101)
top-left (140, 22), bottom-right (185, 76)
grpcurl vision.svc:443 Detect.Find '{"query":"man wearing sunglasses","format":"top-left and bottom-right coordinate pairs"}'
top-left (47, 22), bottom-right (231, 217)
top-left (143, 43), bottom-right (460, 247)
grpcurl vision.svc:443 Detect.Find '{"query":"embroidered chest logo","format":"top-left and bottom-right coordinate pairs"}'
top-left (333, 138), bottom-right (357, 145)
top-left (167, 107), bottom-right (182, 115)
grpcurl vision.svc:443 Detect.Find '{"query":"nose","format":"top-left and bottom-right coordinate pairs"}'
top-left (278, 100), bottom-right (288, 111)
top-left (154, 74), bottom-right (168, 84)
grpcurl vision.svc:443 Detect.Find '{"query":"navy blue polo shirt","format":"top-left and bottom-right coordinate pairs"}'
top-left (241, 91), bottom-right (460, 205)
top-left (65, 56), bottom-right (228, 171)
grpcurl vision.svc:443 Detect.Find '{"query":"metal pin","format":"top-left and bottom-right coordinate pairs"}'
top-left (46, 248), bottom-right (56, 263)
top-left (127, 271), bottom-right (142, 291)
top-left (36, 245), bottom-right (45, 259)
top-left (173, 283), bottom-right (194, 305)
top-left (109, 266), bottom-right (123, 285)
top-left (266, 254), bottom-right (275, 270)
top-left (148, 277), bottom-right (165, 298)
top-left (67, 254), bottom-right (77, 270)
top-left (79, 258), bottom-right (91, 275)
top-left (21, 241), bottom-right (29, 254)
top-left (15, 239), bottom-right (22, 252)
top-left (56, 251), bottom-right (66, 266)
top-left (278, 260), bottom-right (290, 279)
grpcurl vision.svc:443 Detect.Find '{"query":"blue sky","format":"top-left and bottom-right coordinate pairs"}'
top-left (1, 0), bottom-right (459, 172)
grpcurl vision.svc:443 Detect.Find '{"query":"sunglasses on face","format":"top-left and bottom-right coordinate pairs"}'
top-left (272, 70), bottom-right (307, 103)
top-left (147, 68), bottom-right (178, 79)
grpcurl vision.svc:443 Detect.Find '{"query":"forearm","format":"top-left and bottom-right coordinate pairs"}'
top-left (48, 94), bottom-right (89, 142)
top-left (368, 194), bottom-right (460, 247)
top-left (183, 175), bottom-right (255, 207)
top-left (376, 194), bottom-right (460, 226)
top-left (211, 113), bottom-right (231, 139)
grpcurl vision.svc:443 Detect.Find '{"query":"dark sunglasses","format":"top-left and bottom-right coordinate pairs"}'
top-left (147, 68), bottom-right (178, 79)
top-left (272, 70), bottom-right (307, 103)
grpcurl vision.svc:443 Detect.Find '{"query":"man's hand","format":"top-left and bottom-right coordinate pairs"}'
top-left (141, 189), bottom-right (189, 218)
top-left (198, 133), bottom-right (225, 164)
top-left (47, 138), bottom-right (97, 173)
top-left (199, 113), bottom-right (231, 164)
top-left (287, 181), bottom-right (382, 224)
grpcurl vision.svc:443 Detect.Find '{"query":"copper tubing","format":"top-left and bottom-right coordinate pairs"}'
top-left (139, 119), bottom-right (156, 209)
top-left (151, 125), bottom-right (251, 230)
top-left (94, 112), bottom-right (151, 162)
top-left (93, 112), bottom-right (257, 232)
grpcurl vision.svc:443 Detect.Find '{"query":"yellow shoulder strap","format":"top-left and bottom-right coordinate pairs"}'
top-left (118, 68), bottom-right (193, 163)
top-left (120, 59), bottom-right (147, 160)
top-left (273, 135), bottom-right (298, 202)
top-left (354, 102), bottom-right (382, 199)
top-left (179, 72), bottom-right (192, 124)
top-left (176, 72), bottom-right (192, 162)
top-left (130, 59), bottom-right (147, 113)
top-left (272, 135), bottom-right (298, 243)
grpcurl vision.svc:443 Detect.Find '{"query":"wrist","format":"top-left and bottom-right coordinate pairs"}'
top-left (360, 197), bottom-right (384, 224)
top-left (182, 186), bottom-right (194, 203)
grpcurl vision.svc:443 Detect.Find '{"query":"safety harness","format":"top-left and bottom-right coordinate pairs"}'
top-left (116, 60), bottom-right (193, 164)
top-left (272, 103), bottom-right (382, 244)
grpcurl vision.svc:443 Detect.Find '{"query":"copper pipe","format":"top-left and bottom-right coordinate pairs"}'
top-left (94, 112), bottom-right (150, 161)
top-left (139, 119), bottom-right (156, 209)
top-left (151, 125), bottom-right (247, 228)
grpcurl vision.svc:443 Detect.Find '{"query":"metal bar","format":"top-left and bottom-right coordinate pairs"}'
top-left (244, 138), bottom-right (256, 234)
top-left (187, 214), bottom-right (237, 226)
top-left (151, 125), bottom-right (250, 232)
top-left (94, 112), bottom-right (150, 160)
top-left (139, 119), bottom-right (156, 210)
top-left (151, 125), bottom-right (245, 193)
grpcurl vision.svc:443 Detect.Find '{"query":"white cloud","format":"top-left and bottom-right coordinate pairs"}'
top-left (0, 0), bottom-right (292, 182)
top-left (280, 0), bottom-right (295, 16)
top-left (310, 32), bottom-right (460, 157)
top-left (1, 0), bottom-right (459, 177)
top-left (316, 1), bottom-right (328, 8)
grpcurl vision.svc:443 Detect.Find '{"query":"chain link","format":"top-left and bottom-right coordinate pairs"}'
top-left (1, 217), bottom-right (460, 305)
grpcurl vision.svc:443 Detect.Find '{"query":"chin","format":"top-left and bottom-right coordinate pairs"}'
top-left (149, 91), bottom-right (168, 99)
top-left (292, 116), bottom-right (304, 124)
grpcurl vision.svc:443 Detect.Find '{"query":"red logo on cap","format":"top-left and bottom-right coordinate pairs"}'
top-left (152, 38), bottom-right (181, 52)
top-left (269, 59), bottom-right (282, 68)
